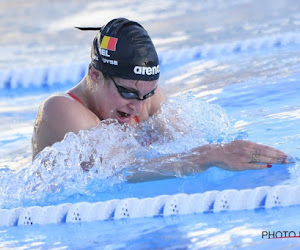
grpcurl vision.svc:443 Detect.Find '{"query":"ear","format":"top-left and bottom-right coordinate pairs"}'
top-left (89, 67), bottom-right (101, 83)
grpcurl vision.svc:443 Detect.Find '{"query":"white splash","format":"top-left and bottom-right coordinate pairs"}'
top-left (0, 94), bottom-right (236, 209)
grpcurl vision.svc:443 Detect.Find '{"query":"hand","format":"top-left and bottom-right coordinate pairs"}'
top-left (213, 140), bottom-right (289, 171)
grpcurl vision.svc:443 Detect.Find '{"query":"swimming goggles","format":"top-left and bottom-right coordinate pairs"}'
top-left (110, 76), bottom-right (157, 100)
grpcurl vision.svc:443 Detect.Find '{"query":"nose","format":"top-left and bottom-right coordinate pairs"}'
top-left (128, 99), bottom-right (143, 114)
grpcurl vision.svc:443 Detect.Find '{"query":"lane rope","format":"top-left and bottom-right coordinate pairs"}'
top-left (1, 32), bottom-right (300, 90)
top-left (1, 184), bottom-right (299, 227)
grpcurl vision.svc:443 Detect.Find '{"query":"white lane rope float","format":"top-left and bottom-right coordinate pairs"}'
top-left (1, 32), bottom-right (300, 89)
top-left (1, 184), bottom-right (300, 227)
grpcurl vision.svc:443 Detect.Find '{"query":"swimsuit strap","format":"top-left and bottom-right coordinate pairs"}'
top-left (67, 92), bottom-right (84, 105)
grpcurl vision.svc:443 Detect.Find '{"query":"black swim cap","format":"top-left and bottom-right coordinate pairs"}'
top-left (90, 18), bottom-right (160, 81)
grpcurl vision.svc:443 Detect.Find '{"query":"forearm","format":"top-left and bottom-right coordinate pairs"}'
top-left (127, 144), bottom-right (218, 182)
top-left (127, 139), bottom-right (290, 182)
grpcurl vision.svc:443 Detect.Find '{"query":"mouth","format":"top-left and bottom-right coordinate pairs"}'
top-left (117, 110), bottom-right (131, 118)
top-left (116, 110), bottom-right (133, 123)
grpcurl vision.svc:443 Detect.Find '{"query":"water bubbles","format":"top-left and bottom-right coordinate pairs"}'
top-left (0, 94), bottom-right (237, 209)
top-left (139, 93), bottom-right (236, 154)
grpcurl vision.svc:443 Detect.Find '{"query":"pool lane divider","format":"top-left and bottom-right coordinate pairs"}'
top-left (1, 32), bottom-right (300, 90)
top-left (1, 184), bottom-right (300, 227)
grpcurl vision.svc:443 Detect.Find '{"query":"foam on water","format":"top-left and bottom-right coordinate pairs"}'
top-left (0, 94), bottom-right (236, 209)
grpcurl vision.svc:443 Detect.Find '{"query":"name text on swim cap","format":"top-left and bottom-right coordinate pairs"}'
top-left (102, 58), bottom-right (118, 65)
top-left (133, 65), bottom-right (160, 76)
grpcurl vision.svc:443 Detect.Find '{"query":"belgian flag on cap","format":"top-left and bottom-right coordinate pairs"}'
top-left (101, 36), bottom-right (118, 51)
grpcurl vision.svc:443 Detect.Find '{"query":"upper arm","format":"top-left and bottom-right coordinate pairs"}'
top-left (149, 86), bottom-right (166, 116)
top-left (32, 95), bottom-right (99, 158)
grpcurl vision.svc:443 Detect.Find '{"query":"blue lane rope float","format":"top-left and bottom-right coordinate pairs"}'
top-left (1, 32), bottom-right (300, 90)
top-left (1, 185), bottom-right (300, 227)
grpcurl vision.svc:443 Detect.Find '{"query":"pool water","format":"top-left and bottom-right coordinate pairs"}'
top-left (1, 0), bottom-right (300, 249)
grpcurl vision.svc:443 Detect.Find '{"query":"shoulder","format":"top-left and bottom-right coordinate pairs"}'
top-left (32, 93), bottom-right (100, 158)
top-left (42, 93), bottom-right (83, 111)
top-left (148, 86), bottom-right (166, 116)
top-left (137, 86), bottom-right (165, 122)
top-left (40, 94), bottom-right (99, 129)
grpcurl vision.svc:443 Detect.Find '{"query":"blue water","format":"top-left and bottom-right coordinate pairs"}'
top-left (1, 0), bottom-right (300, 249)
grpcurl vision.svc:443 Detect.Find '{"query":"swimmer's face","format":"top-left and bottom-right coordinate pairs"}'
top-left (95, 75), bottom-right (158, 124)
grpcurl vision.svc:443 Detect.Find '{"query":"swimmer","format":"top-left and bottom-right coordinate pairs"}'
top-left (32, 18), bottom-right (290, 181)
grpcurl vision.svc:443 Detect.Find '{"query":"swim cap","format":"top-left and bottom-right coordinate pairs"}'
top-left (90, 18), bottom-right (160, 81)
